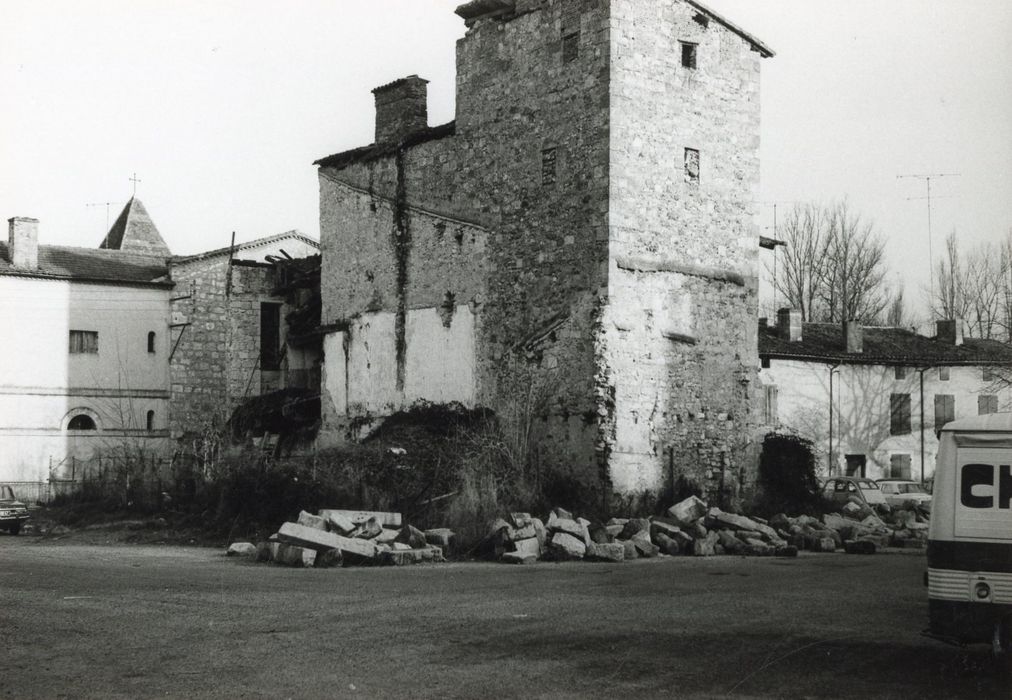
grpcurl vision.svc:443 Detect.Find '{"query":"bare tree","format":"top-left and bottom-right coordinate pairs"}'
top-left (767, 200), bottom-right (891, 323)
top-left (766, 203), bottom-right (831, 321)
top-left (931, 230), bottom-right (1010, 339)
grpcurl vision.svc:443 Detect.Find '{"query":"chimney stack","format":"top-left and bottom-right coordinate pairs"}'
top-left (8, 217), bottom-right (39, 270)
top-left (844, 320), bottom-right (863, 354)
top-left (936, 319), bottom-right (964, 346)
top-left (373, 75), bottom-right (429, 144)
top-left (777, 308), bottom-right (802, 342)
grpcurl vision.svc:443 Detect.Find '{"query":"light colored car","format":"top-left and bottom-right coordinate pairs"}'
top-left (876, 479), bottom-right (931, 508)
top-left (821, 476), bottom-right (888, 507)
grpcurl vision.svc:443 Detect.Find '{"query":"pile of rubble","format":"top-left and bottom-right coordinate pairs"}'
top-left (491, 495), bottom-right (932, 564)
top-left (227, 509), bottom-right (454, 568)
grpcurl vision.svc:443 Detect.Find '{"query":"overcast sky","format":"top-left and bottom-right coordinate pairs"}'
top-left (2, 0), bottom-right (1010, 318)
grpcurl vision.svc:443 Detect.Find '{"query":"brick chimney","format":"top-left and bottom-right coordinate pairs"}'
top-left (8, 217), bottom-right (39, 269)
top-left (844, 320), bottom-right (863, 354)
top-left (373, 75), bottom-right (429, 144)
top-left (777, 308), bottom-right (802, 342)
top-left (936, 319), bottom-right (964, 346)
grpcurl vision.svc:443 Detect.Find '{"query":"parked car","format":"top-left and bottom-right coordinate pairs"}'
top-left (0, 485), bottom-right (30, 535)
top-left (876, 479), bottom-right (932, 508)
top-left (820, 476), bottom-right (888, 507)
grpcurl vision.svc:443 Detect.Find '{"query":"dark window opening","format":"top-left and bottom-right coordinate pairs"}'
top-left (934, 394), bottom-right (955, 429)
top-left (67, 415), bottom-right (96, 431)
top-left (69, 330), bottom-right (98, 354)
top-left (562, 31), bottom-right (579, 63)
top-left (760, 357), bottom-right (771, 369)
top-left (979, 394), bottom-right (998, 415)
top-left (894, 366), bottom-right (907, 380)
top-left (680, 41), bottom-right (697, 69)
top-left (147, 331), bottom-right (156, 354)
top-left (983, 367), bottom-right (996, 382)
top-left (890, 453), bottom-right (912, 480)
top-left (939, 366), bottom-right (950, 381)
top-left (146, 410), bottom-right (155, 431)
top-left (684, 148), bottom-right (700, 184)
top-left (260, 302), bottom-right (282, 371)
top-left (890, 393), bottom-right (911, 435)
top-left (693, 13), bottom-right (709, 28)
top-left (845, 454), bottom-right (866, 478)
top-left (542, 147), bottom-right (557, 186)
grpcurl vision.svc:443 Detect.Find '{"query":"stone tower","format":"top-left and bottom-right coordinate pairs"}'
top-left (315, 0), bottom-right (772, 507)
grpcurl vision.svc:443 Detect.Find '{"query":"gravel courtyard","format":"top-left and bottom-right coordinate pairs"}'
top-left (0, 539), bottom-right (1005, 699)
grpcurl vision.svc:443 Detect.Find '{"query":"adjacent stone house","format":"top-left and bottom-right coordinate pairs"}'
top-left (314, 0), bottom-right (773, 505)
top-left (0, 199), bottom-right (319, 484)
top-left (758, 311), bottom-right (1012, 482)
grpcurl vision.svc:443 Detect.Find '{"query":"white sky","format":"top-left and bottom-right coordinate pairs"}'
top-left (2, 1), bottom-right (1010, 318)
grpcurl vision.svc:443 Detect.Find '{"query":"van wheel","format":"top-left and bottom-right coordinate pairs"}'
top-left (9, 523), bottom-right (20, 536)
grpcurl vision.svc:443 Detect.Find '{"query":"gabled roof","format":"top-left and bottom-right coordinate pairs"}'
top-left (759, 322), bottom-right (1012, 366)
top-left (0, 242), bottom-right (171, 287)
top-left (171, 230), bottom-right (319, 265)
top-left (314, 122), bottom-right (457, 170)
top-left (99, 198), bottom-right (172, 257)
top-left (685, 0), bottom-right (775, 58)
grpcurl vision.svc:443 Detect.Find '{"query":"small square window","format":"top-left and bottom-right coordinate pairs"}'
top-left (895, 366), bottom-right (907, 380)
top-left (680, 41), bottom-right (697, 69)
top-left (542, 147), bottom-right (557, 186)
top-left (562, 31), bottom-right (579, 63)
top-left (761, 357), bottom-right (771, 369)
top-left (938, 367), bottom-right (950, 381)
top-left (684, 148), bottom-right (700, 184)
top-left (983, 367), bottom-right (996, 382)
top-left (69, 330), bottom-right (98, 354)
top-left (979, 395), bottom-right (998, 415)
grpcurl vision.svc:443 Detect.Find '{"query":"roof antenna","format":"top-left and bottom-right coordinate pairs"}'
top-left (86, 201), bottom-right (115, 234)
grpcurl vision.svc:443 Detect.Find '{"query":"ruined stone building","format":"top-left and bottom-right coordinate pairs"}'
top-left (0, 199), bottom-right (319, 485)
top-left (314, 0), bottom-right (773, 505)
top-left (758, 312), bottom-right (1012, 482)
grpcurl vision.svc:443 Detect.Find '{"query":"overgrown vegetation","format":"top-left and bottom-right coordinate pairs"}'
top-left (751, 432), bottom-right (826, 517)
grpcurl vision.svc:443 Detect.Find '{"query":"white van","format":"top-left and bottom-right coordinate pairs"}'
top-left (927, 413), bottom-right (1012, 659)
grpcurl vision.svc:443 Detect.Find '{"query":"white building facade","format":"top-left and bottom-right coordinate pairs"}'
top-left (758, 311), bottom-right (1012, 482)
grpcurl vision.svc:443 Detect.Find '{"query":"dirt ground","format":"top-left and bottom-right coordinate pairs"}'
top-left (0, 536), bottom-right (1006, 700)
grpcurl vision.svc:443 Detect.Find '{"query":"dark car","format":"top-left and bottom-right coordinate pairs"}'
top-left (0, 485), bottom-right (30, 535)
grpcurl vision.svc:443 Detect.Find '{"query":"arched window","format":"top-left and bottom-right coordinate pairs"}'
top-left (147, 331), bottom-right (156, 353)
top-left (146, 410), bottom-right (155, 431)
top-left (67, 415), bottom-right (96, 431)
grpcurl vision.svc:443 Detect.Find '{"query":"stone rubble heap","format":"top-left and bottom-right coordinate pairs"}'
top-left (227, 509), bottom-right (454, 568)
top-left (492, 495), bottom-right (932, 564)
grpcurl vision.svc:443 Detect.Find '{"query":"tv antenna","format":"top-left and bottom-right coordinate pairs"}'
top-left (896, 173), bottom-right (960, 315)
top-left (86, 201), bottom-right (116, 233)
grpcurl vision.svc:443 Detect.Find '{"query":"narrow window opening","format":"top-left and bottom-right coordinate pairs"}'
top-left (684, 148), bottom-right (700, 184)
top-left (542, 147), bottom-right (557, 186)
top-left (760, 357), bottom-right (771, 369)
top-left (67, 415), bottom-right (96, 431)
top-left (146, 410), bottom-right (155, 431)
top-left (69, 330), bottom-right (99, 354)
top-left (260, 303), bottom-right (282, 371)
top-left (693, 13), bottom-right (710, 28)
top-left (894, 366), bottom-right (907, 380)
top-left (147, 331), bottom-right (156, 354)
top-left (890, 393), bottom-right (911, 435)
top-left (562, 31), bottom-right (579, 63)
top-left (938, 366), bottom-right (950, 381)
top-left (983, 367), bottom-right (996, 382)
top-left (680, 41), bottom-right (697, 69)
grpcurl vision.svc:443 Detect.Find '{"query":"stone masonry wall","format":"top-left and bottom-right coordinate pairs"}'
top-left (318, 0), bottom-right (612, 490)
top-left (169, 257), bottom-right (281, 441)
top-left (600, 0), bottom-right (765, 503)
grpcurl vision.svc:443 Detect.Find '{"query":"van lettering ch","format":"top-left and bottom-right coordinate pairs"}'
top-left (960, 463), bottom-right (1012, 509)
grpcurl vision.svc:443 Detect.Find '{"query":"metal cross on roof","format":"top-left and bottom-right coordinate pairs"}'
top-left (130, 172), bottom-right (142, 197)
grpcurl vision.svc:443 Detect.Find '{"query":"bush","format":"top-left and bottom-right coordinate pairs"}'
top-left (753, 432), bottom-right (825, 517)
